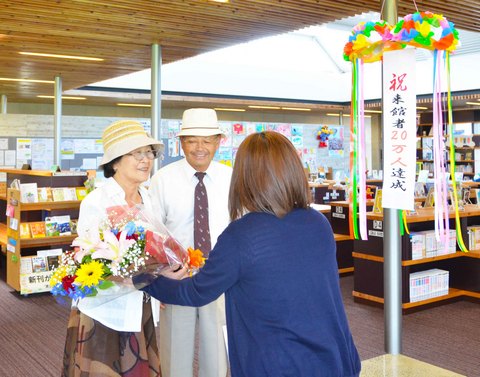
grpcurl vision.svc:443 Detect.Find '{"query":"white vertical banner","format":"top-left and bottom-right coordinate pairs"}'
top-left (382, 48), bottom-right (417, 210)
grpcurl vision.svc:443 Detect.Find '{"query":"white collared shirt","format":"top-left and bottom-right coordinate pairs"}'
top-left (75, 177), bottom-right (158, 332)
top-left (149, 158), bottom-right (232, 251)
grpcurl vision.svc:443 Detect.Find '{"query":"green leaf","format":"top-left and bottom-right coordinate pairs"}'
top-left (98, 280), bottom-right (115, 290)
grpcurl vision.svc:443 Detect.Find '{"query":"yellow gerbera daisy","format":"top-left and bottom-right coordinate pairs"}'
top-left (75, 260), bottom-right (105, 287)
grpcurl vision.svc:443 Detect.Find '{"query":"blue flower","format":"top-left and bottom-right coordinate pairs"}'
top-left (125, 221), bottom-right (136, 236)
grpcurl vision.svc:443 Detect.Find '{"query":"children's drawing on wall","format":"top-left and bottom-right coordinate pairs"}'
top-left (303, 148), bottom-right (317, 173)
top-left (246, 123), bottom-right (257, 135)
top-left (217, 147), bottom-right (233, 167)
top-left (291, 125), bottom-right (303, 137)
top-left (219, 122), bottom-right (233, 147)
top-left (275, 124), bottom-right (291, 137)
top-left (167, 120), bottom-right (180, 139)
top-left (255, 123), bottom-right (266, 133)
top-left (328, 126), bottom-right (344, 157)
top-left (168, 138), bottom-right (180, 158)
top-left (291, 135), bottom-right (303, 148)
top-left (232, 122), bottom-right (245, 135)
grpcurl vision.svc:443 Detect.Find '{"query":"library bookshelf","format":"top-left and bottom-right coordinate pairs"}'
top-left (353, 206), bottom-right (480, 311)
top-left (0, 169), bottom-right (87, 294)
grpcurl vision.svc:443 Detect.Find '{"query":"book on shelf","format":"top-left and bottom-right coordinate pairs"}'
top-left (46, 255), bottom-right (60, 271)
top-left (45, 217), bottom-right (60, 237)
top-left (51, 188), bottom-right (65, 202)
top-left (45, 215), bottom-right (72, 236)
top-left (29, 222), bottom-right (46, 238)
top-left (19, 223), bottom-right (31, 238)
top-left (52, 187), bottom-right (78, 202)
top-left (409, 269), bottom-right (449, 303)
top-left (31, 256), bottom-right (48, 273)
top-left (37, 248), bottom-right (63, 271)
top-left (37, 187), bottom-right (53, 202)
top-left (20, 257), bottom-right (33, 275)
top-left (75, 187), bottom-right (88, 201)
top-left (70, 219), bottom-right (78, 234)
top-left (19, 182), bottom-right (39, 203)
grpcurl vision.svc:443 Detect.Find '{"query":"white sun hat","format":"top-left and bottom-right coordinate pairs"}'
top-left (99, 120), bottom-right (164, 166)
top-left (177, 108), bottom-right (224, 137)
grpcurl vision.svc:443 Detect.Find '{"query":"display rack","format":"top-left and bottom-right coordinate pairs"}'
top-left (6, 188), bottom-right (82, 293)
top-left (0, 169), bottom-right (87, 294)
top-left (352, 206), bottom-right (480, 310)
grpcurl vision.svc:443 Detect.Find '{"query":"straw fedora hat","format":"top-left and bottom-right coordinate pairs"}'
top-left (99, 120), bottom-right (164, 166)
top-left (177, 108), bottom-right (224, 137)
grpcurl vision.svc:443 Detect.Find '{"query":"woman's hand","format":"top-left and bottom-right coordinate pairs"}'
top-left (161, 264), bottom-right (189, 280)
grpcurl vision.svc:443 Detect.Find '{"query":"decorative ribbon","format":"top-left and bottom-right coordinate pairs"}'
top-left (357, 59), bottom-right (368, 240)
top-left (446, 51), bottom-right (468, 252)
top-left (432, 49), bottom-right (450, 253)
top-left (349, 59), bottom-right (359, 239)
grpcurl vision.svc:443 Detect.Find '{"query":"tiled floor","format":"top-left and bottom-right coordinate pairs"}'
top-left (361, 354), bottom-right (466, 377)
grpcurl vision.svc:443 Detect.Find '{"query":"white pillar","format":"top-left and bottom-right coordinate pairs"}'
top-left (151, 43), bottom-right (162, 173)
top-left (54, 76), bottom-right (62, 167)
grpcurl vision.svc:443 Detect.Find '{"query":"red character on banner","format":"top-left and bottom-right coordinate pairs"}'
top-left (317, 125), bottom-right (333, 148)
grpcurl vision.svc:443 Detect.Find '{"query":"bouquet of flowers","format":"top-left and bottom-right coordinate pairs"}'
top-left (49, 205), bottom-right (205, 300)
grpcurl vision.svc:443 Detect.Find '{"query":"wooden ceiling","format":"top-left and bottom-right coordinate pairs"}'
top-left (1, 0), bottom-right (479, 106)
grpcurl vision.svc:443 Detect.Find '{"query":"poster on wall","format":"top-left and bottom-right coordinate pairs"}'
top-left (61, 140), bottom-right (75, 160)
top-left (328, 126), bottom-right (345, 157)
top-left (5, 150), bottom-right (15, 166)
top-left (16, 139), bottom-right (32, 161)
top-left (31, 138), bottom-right (54, 170)
top-left (219, 122), bottom-right (233, 147)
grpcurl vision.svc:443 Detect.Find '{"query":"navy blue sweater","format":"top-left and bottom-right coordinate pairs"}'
top-left (142, 208), bottom-right (361, 377)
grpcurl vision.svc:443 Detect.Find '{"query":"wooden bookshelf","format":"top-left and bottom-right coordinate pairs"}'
top-left (353, 207), bottom-right (480, 311)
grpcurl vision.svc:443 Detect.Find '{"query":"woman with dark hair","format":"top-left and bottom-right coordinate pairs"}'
top-left (63, 120), bottom-right (164, 376)
top-left (139, 131), bottom-right (361, 377)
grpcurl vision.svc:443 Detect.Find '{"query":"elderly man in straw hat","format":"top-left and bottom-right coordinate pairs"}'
top-left (149, 108), bottom-right (231, 377)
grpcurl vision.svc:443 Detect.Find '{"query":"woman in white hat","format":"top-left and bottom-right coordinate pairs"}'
top-left (63, 120), bottom-right (164, 376)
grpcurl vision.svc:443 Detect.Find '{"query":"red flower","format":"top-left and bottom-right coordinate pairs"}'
top-left (115, 230), bottom-right (139, 241)
top-left (62, 275), bottom-right (77, 293)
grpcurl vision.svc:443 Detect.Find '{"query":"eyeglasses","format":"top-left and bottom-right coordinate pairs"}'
top-left (126, 150), bottom-right (158, 161)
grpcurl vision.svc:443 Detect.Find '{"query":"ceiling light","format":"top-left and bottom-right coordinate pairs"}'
top-left (0, 77), bottom-right (54, 84)
top-left (364, 110), bottom-right (382, 113)
top-left (117, 103), bottom-right (151, 107)
top-left (19, 51), bottom-right (104, 61)
top-left (37, 95), bottom-right (86, 100)
top-left (210, 0), bottom-right (229, 2)
top-left (281, 107), bottom-right (311, 111)
top-left (416, 106), bottom-right (428, 110)
top-left (466, 102), bottom-right (480, 106)
top-left (214, 108), bottom-right (246, 112)
top-left (248, 105), bottom-right (281, 110)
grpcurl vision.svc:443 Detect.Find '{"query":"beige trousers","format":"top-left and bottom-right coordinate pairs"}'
top-left (159, 295), bottom-right (228, 377)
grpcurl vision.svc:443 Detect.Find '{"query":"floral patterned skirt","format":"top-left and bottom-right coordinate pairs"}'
top-left (62, 299), bottom-right (161, 377)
